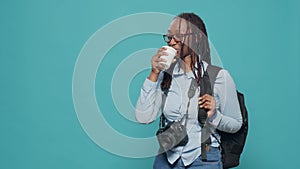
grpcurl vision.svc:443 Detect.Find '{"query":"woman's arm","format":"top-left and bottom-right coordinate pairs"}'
top-left (208, 69), bottom-right (243, 133)
top-left (134, 72), bottom-right (163, 124)
top-left (135, 47), bottom-right (170, 124)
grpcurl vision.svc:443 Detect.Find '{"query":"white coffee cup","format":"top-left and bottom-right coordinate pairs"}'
top-left (159, 46), bottom-right (177, 70)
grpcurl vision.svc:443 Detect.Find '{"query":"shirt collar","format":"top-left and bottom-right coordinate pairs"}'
top-left (173, 62), bottom-right (207, 79)
top-left (171, 60), bottom-right (209, 79)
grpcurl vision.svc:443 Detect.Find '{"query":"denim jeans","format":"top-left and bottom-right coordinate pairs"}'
top-left (153, 147), bottom-right (223, 169)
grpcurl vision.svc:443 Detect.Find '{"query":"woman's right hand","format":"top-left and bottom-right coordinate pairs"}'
top-left (151, 47), bottom-right (168, 74)
top-left (148, 47), bottom-right (168, 82)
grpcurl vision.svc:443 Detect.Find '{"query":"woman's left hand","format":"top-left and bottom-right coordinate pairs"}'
top-left (198, 94), bottom-right (216, 118)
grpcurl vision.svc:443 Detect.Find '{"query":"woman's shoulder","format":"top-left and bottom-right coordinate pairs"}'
top-left (214, 68), bottom-right (237, 89)
top-left (204, 63), bottom-right (232, 81)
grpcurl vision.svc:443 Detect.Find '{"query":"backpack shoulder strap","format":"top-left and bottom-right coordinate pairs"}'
top-left (206, 64), bottom-right (222, 95)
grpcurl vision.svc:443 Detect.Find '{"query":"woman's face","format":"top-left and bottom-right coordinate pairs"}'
top-left (167, 18), bottom-right (191, 58)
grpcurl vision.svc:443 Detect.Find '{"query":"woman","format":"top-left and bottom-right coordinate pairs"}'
top-left (135, 12), bottom-right (242, 169)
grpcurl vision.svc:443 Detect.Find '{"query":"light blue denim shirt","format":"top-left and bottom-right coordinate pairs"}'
top-left (135, 61), bottom-right (242, 166)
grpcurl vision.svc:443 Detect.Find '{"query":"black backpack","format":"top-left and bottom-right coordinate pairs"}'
top-left (206, 65), bottom-right (248, 169)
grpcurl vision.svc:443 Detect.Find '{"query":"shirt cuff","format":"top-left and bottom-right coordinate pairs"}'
top-left (142, 77), bottom-right (158, 93)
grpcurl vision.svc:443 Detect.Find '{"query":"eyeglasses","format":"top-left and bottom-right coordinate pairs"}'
top-left (162, 33), bottom-right (199, 43)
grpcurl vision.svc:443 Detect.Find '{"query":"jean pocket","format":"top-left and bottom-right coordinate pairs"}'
top-left (199, 147), bottom-right (221, 164)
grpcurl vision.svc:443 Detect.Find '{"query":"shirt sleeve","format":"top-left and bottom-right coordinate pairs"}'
top-left (208, 69), bottom-right (243, 133)
top-left (134, 73), bottom-right (163, 124)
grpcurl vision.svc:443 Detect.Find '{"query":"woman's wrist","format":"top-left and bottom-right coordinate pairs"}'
top-left (149, 70), bottom-right (159, 82)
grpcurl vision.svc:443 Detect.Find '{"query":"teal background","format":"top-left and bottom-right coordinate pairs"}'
top-left (1, 0), bottom-right (299, 169)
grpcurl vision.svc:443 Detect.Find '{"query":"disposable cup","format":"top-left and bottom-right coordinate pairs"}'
top-left (159, 46), bottom-right (177, 70)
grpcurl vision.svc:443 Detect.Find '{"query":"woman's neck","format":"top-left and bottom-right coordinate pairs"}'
top-left (180, 55), bottom-right (193, 73)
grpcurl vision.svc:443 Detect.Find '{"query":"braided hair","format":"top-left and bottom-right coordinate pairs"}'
top-left (161, 12), bottom-right (211, 91)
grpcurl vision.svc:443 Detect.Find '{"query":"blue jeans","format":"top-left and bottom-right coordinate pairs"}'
top-left (153, 147), bottom-right (223, 169)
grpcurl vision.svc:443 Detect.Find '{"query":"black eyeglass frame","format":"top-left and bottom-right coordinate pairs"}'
top-left (162, 33), bottom-right (200, 43)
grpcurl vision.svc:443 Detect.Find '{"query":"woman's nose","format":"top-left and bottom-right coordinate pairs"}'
top-left (168, 37), bottom-right (177, 46)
